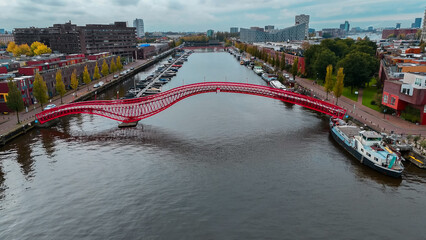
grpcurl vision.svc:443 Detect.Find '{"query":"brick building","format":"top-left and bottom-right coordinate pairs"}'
top-left (381, 28), bottom-right (418, 39)
top-left (382, 72), bottom-right (426, 125)
top-left (80, 22), bottom-right (136, 59)
top-left (14, 22), bottom-right (81, 54)
top-left (0, 53), bottom-right (115, 112)
top-left (14, 21), bottom-right (136, 58)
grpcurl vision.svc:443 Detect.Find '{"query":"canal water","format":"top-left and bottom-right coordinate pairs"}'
top-left (1, 51), bottom-right (426, 239)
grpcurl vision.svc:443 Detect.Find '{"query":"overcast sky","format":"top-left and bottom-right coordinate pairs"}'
top-left (0, 0), bottom-right (424, 32)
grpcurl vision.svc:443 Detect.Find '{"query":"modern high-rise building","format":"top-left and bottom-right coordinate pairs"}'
top-left (14, 22), bottom-right (81, 54)
top-left (295, 14), bottom-right (309, 39)
top-left (396, 23), bottom-right (401, 29)
top-left (411, 17), bottom-right (422, 28)
top-left (80, 22), bottom-right (136, 59)
top-left (0, 29), bottom-right (4, 34)
top-left (230, 27), bottom-right (239, 34)
top-left (422, 9), bottom-right (426, 41)
top-left (207, 29), bottom-right (214, 37)
top-left (265, 25), bottom-right (275, 32)
top-left (240, 24), bottom-right (306, 43)
top-left (340, 21), bottom-right (350, 32)
top-left (133, 18), bottom-right (144, 38)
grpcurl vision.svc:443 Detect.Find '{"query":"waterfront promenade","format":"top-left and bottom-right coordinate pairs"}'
top-left (294, 76), bottom-right (426, 135)
top-left (1, 52), bottom-right (425, 146)
top-left (0, 58), bottom-right (149, 141)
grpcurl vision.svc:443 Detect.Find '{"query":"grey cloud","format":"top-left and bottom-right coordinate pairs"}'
top-left (29, 0), bottom-right (67, 6)
top-left (168, 1), bottom-right (185, 10)
top-left (111, 0), bottom-right (141, 6)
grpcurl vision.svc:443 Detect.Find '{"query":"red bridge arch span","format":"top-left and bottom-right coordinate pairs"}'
top-left (36, 82), bottom-right (346, 124)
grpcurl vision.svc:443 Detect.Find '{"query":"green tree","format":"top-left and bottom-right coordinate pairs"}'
top-left (101, 59), bottom-right (109, 76)
top-left (55, 70), bottom-right (66, 104)
top-left (350, 40), bottom-right (376, 56)
top-left (83, 65), bottom-right (91, 90)
top-left (313, 48), bottom-right (337, 80)
top-left (334, 67), bottom-right (344, 104)
top-left (110, 58), bottom-right (117, 73)
top-left (6, 79), bottom-right (24, 123)
top-left (33, 72), bottom-right (49, 108)
top-left (280, 53), bottom-right (286, 71)
top-left (324, 64), bottom-right (334, 100)
top-left (116, 56), bottom-right (123, 70)
top-left (70, 69), bottom-right (79, 96)
top-left (291, 57), bottom-right (299, 81)
top-left (93, 62), bottom-right (101, 80)
top-left (338, 51), bottom-right (378, 92)
top-left (274, 55), bottom-right (280, 69)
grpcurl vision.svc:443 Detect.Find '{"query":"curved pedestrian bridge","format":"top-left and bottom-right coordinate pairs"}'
top-left (36, 82), bottom-right (347, 124)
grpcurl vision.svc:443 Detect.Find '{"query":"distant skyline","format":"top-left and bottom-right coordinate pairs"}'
top-left (0, 0), bottom-right (424, 32)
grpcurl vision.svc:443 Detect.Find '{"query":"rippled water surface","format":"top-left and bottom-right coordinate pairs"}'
top-left (1, 52), bottom-right (426, 239)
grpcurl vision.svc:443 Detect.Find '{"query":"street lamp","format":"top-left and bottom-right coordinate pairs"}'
top-left (95, 91), bottom-right (97, 100)
top-left (116, 90), bottom-right (119, 99)
top-left (383, 108), bottom-right (387, 119)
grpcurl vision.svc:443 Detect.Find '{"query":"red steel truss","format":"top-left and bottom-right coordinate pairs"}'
top-left (36, 82), bottom-right (347, 124)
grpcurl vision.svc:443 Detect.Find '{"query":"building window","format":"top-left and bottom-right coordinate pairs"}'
top-left (415, 78), bottom-right (422, 87)
top-left (402, 88), bottom-right (410, 95)
top-left (383, 94), bottom-right (388, 103)
top-left (390, 97), bottom-right (396, 105)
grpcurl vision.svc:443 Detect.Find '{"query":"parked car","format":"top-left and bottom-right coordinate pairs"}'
top-left (114, 75), bottom-right (119, 79)
top-left (43, 104), bottom-right (56, 110)
top-left (94, 81), bottom-right (104, 88)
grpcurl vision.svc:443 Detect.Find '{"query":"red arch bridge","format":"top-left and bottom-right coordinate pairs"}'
top-left (36, 82), bottom-right (347, 124)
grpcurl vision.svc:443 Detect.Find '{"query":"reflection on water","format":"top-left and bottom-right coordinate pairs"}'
top-left (0, 163), bottom-right (4, 201)
top-left (40, 129), bottom-right (56, 159)
top-left (14, 140), bottom-right (35, 179)
top-left (328, 135), bottom-right (402, 188)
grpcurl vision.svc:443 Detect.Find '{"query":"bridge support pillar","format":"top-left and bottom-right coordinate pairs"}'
top-left (118, 121), bottom-right (139, 128)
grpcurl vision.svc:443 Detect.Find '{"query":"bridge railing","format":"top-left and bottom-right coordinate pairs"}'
top-left (36, 82), bottom-right (346, 124)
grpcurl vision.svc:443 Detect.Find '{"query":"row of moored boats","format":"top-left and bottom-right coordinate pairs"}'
top-left (229, 48), bottom-right (406, 178)
top-left (122, 51), bottom-right (192, 99)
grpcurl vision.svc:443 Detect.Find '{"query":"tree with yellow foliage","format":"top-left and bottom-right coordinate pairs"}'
top-left (110, 57), bottom-right (117, 73)
top-left (70, 69), bottom-right (79, 96)
top-left (33, 72), bottom-right (49, 108)
top-left (34, 44), bottom-right (52, 55)
top-left (324, 64), bottom-right (334, 100)
top-left (55, 70), bottom-right (66, 104)
top-left (334, 68), bottom-right (344, 105)
top-left (6, 41), bottom-right (17, 53)
top-left (101, 59), bottom-right (109, 76)
top-left (30, 41), bottom-right (43, 52)
top-left (93, 62), bottom-right (101, 80)
top-left (10, 44), bottom-right (32, 57)
top-left (116, 56), bottom-right (123, 70)
top-left (30, 41), bottom-right (52, 56)
top-left (83, 65), bottom-right (91, 90)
